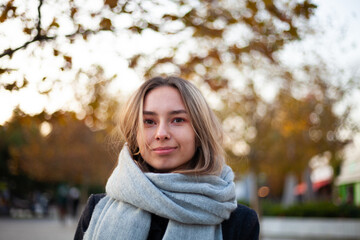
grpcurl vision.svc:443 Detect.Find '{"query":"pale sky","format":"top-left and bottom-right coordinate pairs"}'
top-left (280, 0), bottom-right (360, 122)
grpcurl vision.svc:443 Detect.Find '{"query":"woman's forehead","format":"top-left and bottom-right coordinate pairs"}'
top-left (143, 86), bottom-right (186, 112)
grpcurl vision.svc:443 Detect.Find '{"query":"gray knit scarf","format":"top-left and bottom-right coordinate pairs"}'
top-left (84, 145), bottom-right (237, 240)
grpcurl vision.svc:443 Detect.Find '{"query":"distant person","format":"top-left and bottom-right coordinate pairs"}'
top-left (69, 186), bottom-right (80, 218)
top-left (74, 77), bottom-right (259, 239)
top-left (56, 184), bottom-right (68, 223)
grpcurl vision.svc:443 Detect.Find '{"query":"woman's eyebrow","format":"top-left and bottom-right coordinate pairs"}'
top-left (170, 110), bottom-right (187, 115)
top-left (143, 111), bottom-right (156, 115)
top-left (143, 110), bottom-right (187, 115)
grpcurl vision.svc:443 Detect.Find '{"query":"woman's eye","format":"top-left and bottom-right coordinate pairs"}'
top-left (173, 118), bottom-right (185, 123)
top-left (144, 119), bottom-right (155, 125)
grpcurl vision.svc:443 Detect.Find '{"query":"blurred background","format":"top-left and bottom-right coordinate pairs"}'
top-left (0, 0), bottom-right (360, 239)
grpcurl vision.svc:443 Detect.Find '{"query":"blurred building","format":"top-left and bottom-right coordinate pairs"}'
top-left (294, 178), bottom-right (332, 201)
top-left (336, 151), bottom-right (360, 206)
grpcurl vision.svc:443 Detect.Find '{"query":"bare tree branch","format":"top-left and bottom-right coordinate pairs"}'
top-left (36, 0), bottom-right (43, 35)
top-left (0, 35), bottom-right (56, 58)
top-left (0, 0), bottom-right (45, 59)
top-left (0, 0), bottom-right (106, 59)
top-left (0, 28), bottom-right (107, 58)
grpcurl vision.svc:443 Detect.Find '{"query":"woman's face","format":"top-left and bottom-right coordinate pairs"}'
top-left (137, 86), bottom-right (197, 173)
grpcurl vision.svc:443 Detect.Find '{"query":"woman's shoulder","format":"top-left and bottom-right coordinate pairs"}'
top-left (83, 193), bottom-right (106, 217)
top-left (221, 204), bottom-right (259, 240)
top-left (88, 193), bottom-right (106, 205)
top-left (81, 193), bottom-right (106, 216)
top-left (228, 204), bottom-right (259, 223)
top-left (74, 193), bottom-right (106, 240)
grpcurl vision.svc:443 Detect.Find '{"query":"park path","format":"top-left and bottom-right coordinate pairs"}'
top-left (1, 216), bottom-right (360, 240)
top-left (0, 218), bottom-right (77, 240)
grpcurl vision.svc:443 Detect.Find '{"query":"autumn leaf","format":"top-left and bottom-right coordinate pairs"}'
top-left (22, 78), bottom-right (28, 88)
top-left (205, 78), bottom-right (228, 91)
top-left (49, 18), bottom-right (60, 28)
top-left (53, 49), bottom-right (59, 56)
top-left (0, 0), bottom-right (16, 23)
top-left (23, 27), bottom-right (32, 35)
top-left (63, 55), bottom-right (72, 64)
top-left (70, 7), bottom-right (77, 18)
top-left (128, 26), bottom-right (142, 34)
top-left (63, 55), bottom-right (72, 69)
top-left (156, 57), bottom-right (173, 64)
top-left (147, 23), bottom-right (159, 32)
top-left (100, 18), bottom-right (112, 30)
top-left (105, 0), bottom-right (118, 9)
top-left (4, 82), bottom-right (18, 91)
top-left (129, 54), bottom-right (141, 68)
top-left (0, 68), bottom-right (15, 74)
top-left (162, 14), bottom-right (179, 21)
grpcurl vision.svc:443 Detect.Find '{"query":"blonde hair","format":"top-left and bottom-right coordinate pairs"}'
top-left (118, 76), bottom-right (224, 175)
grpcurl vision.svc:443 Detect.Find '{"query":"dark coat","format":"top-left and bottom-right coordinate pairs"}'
top-left (74, 193), bottom-right (259, 240)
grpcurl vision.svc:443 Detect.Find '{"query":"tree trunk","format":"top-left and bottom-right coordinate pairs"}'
top-left (282, 172), bottom-right (298, 206)
top-left (249, 171), bottom-right (261, 218)
top-left (303, 166), bottom-right (315, 201)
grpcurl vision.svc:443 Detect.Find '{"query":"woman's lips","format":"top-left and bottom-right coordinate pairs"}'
top-left (152, 147), bottom-right (177, 155)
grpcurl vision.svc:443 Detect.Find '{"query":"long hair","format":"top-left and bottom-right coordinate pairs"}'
top-left (118, 76), bottom-right (224, 175)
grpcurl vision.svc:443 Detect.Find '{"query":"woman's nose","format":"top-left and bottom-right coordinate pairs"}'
top-left (155, 122), bottom-right (170, 140)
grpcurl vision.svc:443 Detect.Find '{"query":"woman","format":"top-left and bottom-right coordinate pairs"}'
top-left (74, 77), bottom-right (259, 240)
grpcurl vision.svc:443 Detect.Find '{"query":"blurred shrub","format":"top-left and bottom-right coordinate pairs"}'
top-left (260, 201), bottom-right (360, 218)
